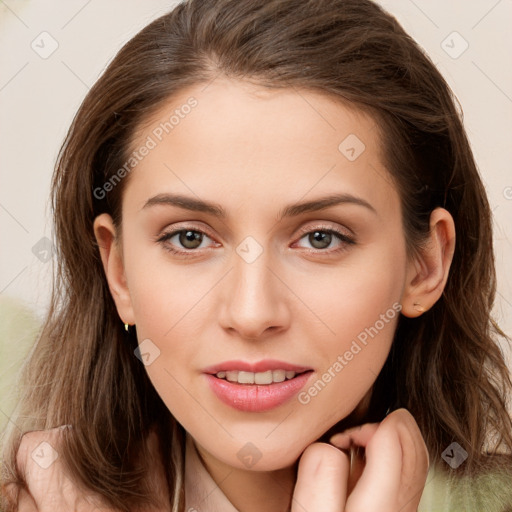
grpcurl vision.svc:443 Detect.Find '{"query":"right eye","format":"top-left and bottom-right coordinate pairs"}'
top-left (156, 226), bottom-right (219, 257)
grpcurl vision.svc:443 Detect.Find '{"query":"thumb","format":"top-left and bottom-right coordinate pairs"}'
top-left (291, 442), bottom-right (349, 512)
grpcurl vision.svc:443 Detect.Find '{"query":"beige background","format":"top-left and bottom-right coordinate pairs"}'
top-left (0, 1), bottom-right (511, 373)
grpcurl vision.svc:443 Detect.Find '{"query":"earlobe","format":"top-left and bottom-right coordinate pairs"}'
top-left (401, 208), bottom-right (456, 318)
top-left (93, 213), bottom-right (135, 325)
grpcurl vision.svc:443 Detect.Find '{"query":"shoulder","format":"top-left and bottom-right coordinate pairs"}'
top-left (14, 425), bottom-right (170, 512)
top-left (419, 460), bottom-right (512, 512)
top-left (15, 425), bottom-right (113, 511)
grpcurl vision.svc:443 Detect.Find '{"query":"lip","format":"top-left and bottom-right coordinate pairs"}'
top-left (205, 370), bottom-right (314, 412)
top-left (202, 359), bottom-right (313, 374)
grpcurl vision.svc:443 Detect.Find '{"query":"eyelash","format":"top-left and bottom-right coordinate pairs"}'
top-left (156, 223), bottom-right (356, 259)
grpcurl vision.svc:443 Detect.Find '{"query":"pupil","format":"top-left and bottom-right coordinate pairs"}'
top-left (311, 231), bottom-right (331, 249)
top-left (181, 230), bottom-right (202, 248)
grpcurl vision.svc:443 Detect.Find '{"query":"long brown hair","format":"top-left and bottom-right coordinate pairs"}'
top-left (2, 0), bottom-right (511, 510)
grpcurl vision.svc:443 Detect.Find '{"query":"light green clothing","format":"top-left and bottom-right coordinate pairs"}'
top-left (0, 296), bottom-right (40, 433)
top-left (419, 463), bottom-right (512, 511)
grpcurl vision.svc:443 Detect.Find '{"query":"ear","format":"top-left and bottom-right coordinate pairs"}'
top-left (401, 207), bottom-right (456, 318)
top-left (93, 213), bottom-right (135, 326)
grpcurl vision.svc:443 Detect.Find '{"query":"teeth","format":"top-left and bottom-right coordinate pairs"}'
top-left (272, 369), bottom-right (286, 383)
top-left (238, 371), bottom-right (254, 384)
top-left (255, 370), bottom-right (272, 384)
top-left (226, 370), bottom-right (238, 382)
top-left (215, 369), bottom-right (299, 384)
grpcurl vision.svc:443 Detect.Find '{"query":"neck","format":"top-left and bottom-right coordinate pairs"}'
top-left (192, 438), bottom-right (297, 512)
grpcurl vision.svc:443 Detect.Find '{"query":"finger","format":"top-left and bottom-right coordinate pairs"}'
top-left (345, 415), bottom-right (403, 511)
top-left (345, 409), bottom-right (428, 512)
top-left (330, 423), bottom-right (378, 496)
top-left (329, 423), bottom-right (379, 450)
top-left (384, 409), bottom-right (429, 510)
top-left (291, 442), bottom-right (350, 512)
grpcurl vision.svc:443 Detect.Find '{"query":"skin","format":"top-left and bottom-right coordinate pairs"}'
top-left (94, 76), bottom-right (455, 511)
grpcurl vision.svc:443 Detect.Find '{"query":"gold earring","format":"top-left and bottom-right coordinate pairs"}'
top-left (124, 323), bottom-right (129, 332)
top-left (413, 302), bottom-right (426, 313)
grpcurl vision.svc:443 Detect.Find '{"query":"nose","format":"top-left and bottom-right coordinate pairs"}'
top-left (217, 247), bottom-right (291, 341)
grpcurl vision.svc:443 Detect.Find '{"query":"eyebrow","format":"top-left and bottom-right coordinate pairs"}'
top-left (141, 192), bottom-right (377, 219)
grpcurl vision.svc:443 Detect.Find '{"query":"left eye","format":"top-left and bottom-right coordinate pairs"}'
top-left (295, 228), bottom-right (354, 251)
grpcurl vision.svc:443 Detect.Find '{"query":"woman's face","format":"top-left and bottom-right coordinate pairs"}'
top-left (107, 77), bottom-right (413, 471)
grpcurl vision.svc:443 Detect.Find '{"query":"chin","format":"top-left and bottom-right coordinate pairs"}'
top-left (221, 438), bottom-right (308, 472)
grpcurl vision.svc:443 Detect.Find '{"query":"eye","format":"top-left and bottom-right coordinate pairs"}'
top-left (156, 227), bottom-right (217, 257)
top-left (293, 224), bottom-right (355, 254)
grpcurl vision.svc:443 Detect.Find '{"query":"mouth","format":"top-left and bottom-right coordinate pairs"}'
top-left (212, 369), bottom-right (313, 385)
top-left (204, 368), bottom-right (315, 412)
top-left (202, 359), bottom-right (313, 380)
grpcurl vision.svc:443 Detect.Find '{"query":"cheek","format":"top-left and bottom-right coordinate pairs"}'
top-left (300, 243), bottom-right (405, 346)
top-left (293, 247), bottom-right (404, 411)
top-left (118, 241), bottom-right (198, 393)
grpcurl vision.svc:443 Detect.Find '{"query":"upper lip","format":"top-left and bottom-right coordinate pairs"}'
top-left (202, 359), bottom-right (313, 374)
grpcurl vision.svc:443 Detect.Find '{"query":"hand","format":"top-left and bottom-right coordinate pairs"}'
top-left (291, 408), bottom-right (429, 512)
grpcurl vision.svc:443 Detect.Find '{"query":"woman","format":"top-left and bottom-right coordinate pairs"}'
top-left (2, 0), bottom-right (511, 510)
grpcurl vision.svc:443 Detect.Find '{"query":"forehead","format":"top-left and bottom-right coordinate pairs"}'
top-left (123, 77), bottom-right (399, 221)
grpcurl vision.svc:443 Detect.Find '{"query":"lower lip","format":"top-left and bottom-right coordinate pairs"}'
top-left (204, 371), bottom-right (313, 412)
